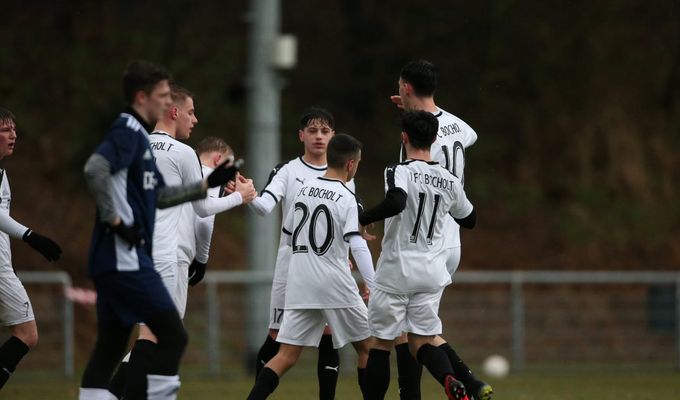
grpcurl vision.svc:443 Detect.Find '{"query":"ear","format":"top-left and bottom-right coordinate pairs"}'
top-left (401, 131), bottom-right (408, 144)
top-left (404, 82), bottom-right (414, 96)
top-left (213, 152), bottom-right (222, 166)
top-left (134, 90), bottom-right (147, 106)
top-left (298, 129), bottom-right (304, 142)
top-left (170, 106), bottom-right (179, 120)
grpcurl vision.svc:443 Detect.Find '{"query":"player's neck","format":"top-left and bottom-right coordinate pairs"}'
top-left (301, 152), bottom-right (326, 167)
top-left (324, 168), bottom-right (348, 182)
top-left (199, 155), bottom-right (214, 169)
top-left (153, 121), bottom-right (177, 138)
top-left (408, 97), bottom-right (438, 113)
top-left (130, 104), bottom-right (153, 127)
top-left (406, 148), bottom-right (432, 162)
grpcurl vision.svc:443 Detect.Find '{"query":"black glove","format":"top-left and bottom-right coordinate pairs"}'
top-left (206, 159), bottom-right (243, 188)
top-left (109, 222), bottom-right (143, 250)
top-left (188, 259), bottom-right (207, 286)
top-left (23, 230), bottom-right (62, 261)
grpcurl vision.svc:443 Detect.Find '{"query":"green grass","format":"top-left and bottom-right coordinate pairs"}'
top-left (4, 369), bottom-right (680, 399)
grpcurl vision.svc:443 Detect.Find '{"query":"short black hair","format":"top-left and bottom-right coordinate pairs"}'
top-left (400, 59), bottom-right (438, 97)
top-left (299, 107), bottom-right (335, 130)
top-left (122, 60), bottom-right (172, 105)
top-left (327, 134), bottom-right (362, 169)
top-left (0, 107), bottom-right (16, 127)
top-left (401, 110), bottom-right (439, 149)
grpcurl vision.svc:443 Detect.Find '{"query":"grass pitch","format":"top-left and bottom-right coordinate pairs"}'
top-left (4, 367), bottom-right (680, 399)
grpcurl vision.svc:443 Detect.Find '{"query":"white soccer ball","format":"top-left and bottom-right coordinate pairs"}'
top-left (482, 354), bottom-right (510, 378)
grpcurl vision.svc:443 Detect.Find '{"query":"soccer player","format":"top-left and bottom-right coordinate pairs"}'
top-left (0, 107), bottom-right (62, 391)
top-left (361, 111), bottom-right (477, 400)
top-left (180, 136), bottom-right (238, 288)
top-left (247, 133), bottom-right (375, 400)
top-left (79, 60), bottom-right (239, 400)
top-left (111, 85), bottom-right (256, 399)
top-left (248, 107), bottom-right (357, 399)
top-left (390, 60), bottom-right (491, 400)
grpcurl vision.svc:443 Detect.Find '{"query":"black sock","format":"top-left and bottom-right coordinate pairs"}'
top-left (357, 368), bottom-right (367, 400)
top-left (317, 334), bottom-right (339, 400)
top-left (416, 344), bottom-right (454, 387)
top-left (247, 366), bottom-right (280, 400)
top-left (124, 339), bottom-right (156, 399)
top-left (0, 336), bottom-right (30, 389)
top-left (108, 361), bottom-right (128, 398)
top-left (255, 335), bottom-right (280, 378)
top-left (396, 343), bottom-right (422, 400)
top-left (365, 349), bottom-right (391, 400)
top-left (438, 343), bottom-right (477, 389)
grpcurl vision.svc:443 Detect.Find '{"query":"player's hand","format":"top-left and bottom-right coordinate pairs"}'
top-left (207, 159), bottom-right (243, 188)
top-left (109, 222), bottom-right (143, 250)
top-left (390, 95), bottom-right (404, 109)
top-left (188, 259), bottom-right (207, 286)
top-left (361, 285), bottom-right (370, 302)
top-left (360, 223), bottom-right (377, 241)
top-left (235, 176), bottom-right (257, 204)
top-left (23, 230), bottom-right (62, 261)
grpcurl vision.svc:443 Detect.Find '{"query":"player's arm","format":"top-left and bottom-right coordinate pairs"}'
top-left (157, 160), bottom-right (241, 209)
top-left (0, 212), bottom-right (61, 262)
top-left (280, 201), bottom-right (295, 245)
top-left (358, 165), bottom-right (407, 226)
top-left (249, 162), bottom-right (288, 216)
top-left (189, 212), bottom-right (215, 287)
top-left (348, 235), bottom-right (374, 291)
top-left (345, 199), bottom-right (375, 290)
top-left (449, 179), bottom-right (476, 229)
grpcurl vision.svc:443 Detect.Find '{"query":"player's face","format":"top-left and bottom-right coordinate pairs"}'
top-left (144, 80), bottom-right (172, 123)
top-left (299, 119), bottom-right (334, 157)
top-left (398, 78), bottom-right (414, 109)
top-left (0, 120), bottom-right (17, 159)
top-left (175, 97), bottom-right (198, 140)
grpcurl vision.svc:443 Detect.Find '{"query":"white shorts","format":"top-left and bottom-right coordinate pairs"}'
top-left (175, 260), bottom-right (190, 319)
top-left (445, 247), bottom-right (462, 278)
top-left (268, 280), bottom-right (287, 330)
top-left (0, 271), bottom-right (35, 326)
top-left (153, 259), bottom-right (181, 313)
top-left (277, 304), bottom-right (370, 349)
top-left (368, 287), bottom-right (444, 340)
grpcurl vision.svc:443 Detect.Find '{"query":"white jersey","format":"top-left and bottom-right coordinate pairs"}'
top-left (400, 107), bottom-right (477, 248)
top-left (260, 157), bottom-right (355, 283)
top-left (282, 177), bottom-right (364, 309)
top-left (374, 160), bottom-right (473, 294)
top-left (176, 165), bottom-right (219, 265)
top-left (149, 131), bottom-right (203, 262)
top-left (0, 170), bottom-right (22, 270)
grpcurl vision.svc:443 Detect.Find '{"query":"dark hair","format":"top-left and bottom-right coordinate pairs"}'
top-left (401, 110), bottom-right (439, 149)
top-left (327, 134), bottom-right (362, 169)
top-left (299, 107), bottom-right (334, 130)
top-left (171, 84), bottom-right (194, 104)
top-left (0, 107), bottom-right (16, 127)
top-left (400, 59), bottom-right (438, 97)
top-left (122, 60), bottom-right (172, 105)
top-left (195, 136), bottom-right (232, 156)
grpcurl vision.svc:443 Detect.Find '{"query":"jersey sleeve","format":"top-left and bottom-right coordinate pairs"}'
top-left (448, 178), bottom-right (474, 219)
top-left (180, 148), bottom-right (204, 184)
top-left (281, 200), bottom-right (295, 236)
top-left (461, 120), bottom-right (478, 148)
top-left (95, 128), bottom-right (139, 173)
top-left (261, 162), bottom-right (289, 203)
top-left (385, 164), bottom-right (408, 196)
top-left (342, 197), bottom-right (361, 242)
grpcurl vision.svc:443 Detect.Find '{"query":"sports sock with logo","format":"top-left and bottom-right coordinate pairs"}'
top-left (396, 342), bottom-right (422, 400)
top-left (317, 334), bottom-right (339, 400)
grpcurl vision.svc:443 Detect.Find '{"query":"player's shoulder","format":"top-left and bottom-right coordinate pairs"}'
top-left (111, 112), bottom-right (148, 136)
top-left (270, 158), bottom-right (294, 175)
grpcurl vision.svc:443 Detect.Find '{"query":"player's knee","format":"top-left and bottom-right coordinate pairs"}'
top-left (11, 324), bottom-right (38, 349)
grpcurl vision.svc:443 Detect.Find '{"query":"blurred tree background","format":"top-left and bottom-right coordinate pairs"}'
top-left (1, 0), bottom-right (679, 285)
